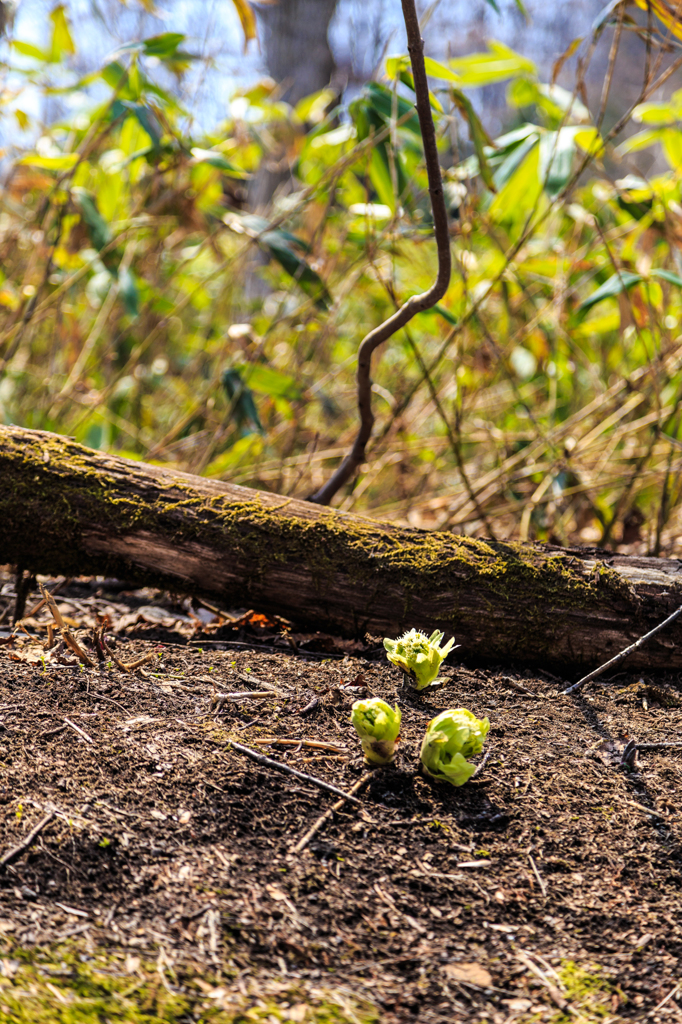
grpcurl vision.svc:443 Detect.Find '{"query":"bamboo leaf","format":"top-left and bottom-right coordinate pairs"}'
top-left (118, 268), bottom-right (139, 318)
top-left (102, 61), bottom-right (128, 91)
top-left (71, 188), bottom-right (111, 251)
top-left (191, 147), bottom-right (249, 177)
top-left (384, 57), bottom-right (444, 110)
top-left (592, 0), bottom-right (624, 35)
top-left (49, 5), bottom-right (75, 63)
top-left (448, 41), bottom-right (536, 87)
top-left (634, 0), bottom-right (682, 41)
top-left (17, 153), bottom-right (79, 170)
top-left (652, 269), bottom-right (682, 288)
top-left (12, 40), bottom-right (50, 61)
top-left (551, 36), bottom-right (584, 85)
top-left (363, 82), bottom-right (421, 135)
top-left (615, 128), bottom-right (664, 156)
top-left (111, 100), bottom-right (162, 147)
top-left (573, 126), bottom-right (603, 157)
top-left (236, 364), bottom-right (303, 400)
top-left (662, 128), bottom-right (682, 168)
top-left (451, 89), bottom-right (496, 192)
top-left (422, 56), bottom-right (461, 83)
top-left (488, 140), bottom-right (541, 224)
top-left (385, 55), bottom-right (410, 80)
top-left (221, 368), bottom-right (264, 435)
top-left (367, 146), bottom-right (397, 209)
top-left (632, 101), bottom-right (675, 124)
top-left (260, 230), bottom-right (332, 309)
top-left (492, 131), bottom-right (540, 189)
top-left (538, 84), bottom-right (591, 124)
top-left (231, 0), bottom-right (257, 52)
top-left (578, 271), bottom-right (642, 314)
top-left (143, 33), bottom-right (186, 58)
top-left (539, 127), bottom-right (576, 198)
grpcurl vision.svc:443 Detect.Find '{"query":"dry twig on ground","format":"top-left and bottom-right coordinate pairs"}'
top-left (40, 583), bottom-right (95, 667)
top-left (291, 773), bottom-right (372, 855)
top-left (563, 603), bottom-right (682, 695)
top-left (226, 739), bottom-right (363, 804)
top-left (0, 811), bottom-right (55, 870)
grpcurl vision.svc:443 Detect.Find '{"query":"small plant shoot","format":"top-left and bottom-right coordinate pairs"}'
top-left (383, 629), bottom-right (456, 690)
top-left (351, 697), bottom-right (402, 765)
top-left (420, 708), bottom-right (490, 786)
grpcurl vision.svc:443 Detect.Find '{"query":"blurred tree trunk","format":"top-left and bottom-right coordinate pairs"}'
top-left (249, 0), bottom-right (339, 212)
top-left (5, 425), bottom-right (682, 673)
top-left (257, 0), bottom-right (339, 106)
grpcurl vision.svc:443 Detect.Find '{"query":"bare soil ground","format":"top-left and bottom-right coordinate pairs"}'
top-left (0, 573), bottom-right (681, 1023)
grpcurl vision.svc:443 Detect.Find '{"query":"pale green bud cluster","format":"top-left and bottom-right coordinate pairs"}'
top-left (420, 708), bottom-right (490, 786)
top-left (383, 628), bottom-right (456, 690)
top-left (349, 631), bottom-right (488, 783)
top-left (350, 698), bottom-right (402, 765)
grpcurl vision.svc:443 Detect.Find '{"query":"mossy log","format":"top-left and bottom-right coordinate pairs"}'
top-left (3, 424), bottom-right (682, 672)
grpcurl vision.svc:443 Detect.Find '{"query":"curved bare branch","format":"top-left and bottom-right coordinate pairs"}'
top-left (309, 0), bottom-right (451, 505)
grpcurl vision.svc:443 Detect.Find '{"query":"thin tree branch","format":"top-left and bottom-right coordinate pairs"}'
top-left (563, 603), bottom-right (682, 695)
top-left (318, 28), bottom-right (682, 507)
top-left (309, 0), bottom-right (451, 505)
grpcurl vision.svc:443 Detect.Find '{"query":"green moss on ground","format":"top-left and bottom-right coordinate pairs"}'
top-left (0, 942), bottom-right (378, 1024)
top-left (517, 960), bottom-right (626, 1023)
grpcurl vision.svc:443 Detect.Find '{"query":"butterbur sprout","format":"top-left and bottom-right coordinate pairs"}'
top-left (383, 628), bottom-right (456, 690)
top-left (351, 697), bottom-right (402, 765)
top-left (420, 708), bottom-right (490, 786)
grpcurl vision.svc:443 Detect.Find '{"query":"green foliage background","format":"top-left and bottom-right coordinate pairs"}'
top-left (3, 3), bottom-right (682, 552)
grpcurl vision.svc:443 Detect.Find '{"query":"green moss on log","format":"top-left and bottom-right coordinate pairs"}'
top-left (0, 426), bottom-right (636, 613)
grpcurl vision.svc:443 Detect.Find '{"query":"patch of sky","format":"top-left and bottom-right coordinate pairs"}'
top-left (2, 0), bottom-right (613, 141)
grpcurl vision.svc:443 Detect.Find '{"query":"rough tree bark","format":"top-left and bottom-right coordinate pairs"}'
top-left (3, 425), bottom-right (682, 672)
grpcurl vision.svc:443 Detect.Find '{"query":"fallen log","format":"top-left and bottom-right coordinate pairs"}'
top-left (2, 424), bottom-right (682, 672)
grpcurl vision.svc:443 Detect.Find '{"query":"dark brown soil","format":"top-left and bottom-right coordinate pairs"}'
top-left (0, 574), bottom-right (681, 1023)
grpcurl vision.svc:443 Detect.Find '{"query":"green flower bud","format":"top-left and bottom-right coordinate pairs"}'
top-left (420, 708), bottom-right (490, 786)
top-left (383, 628), bottom-right (456, 690)
top-left (350, 697), bottom-right (402, 765)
